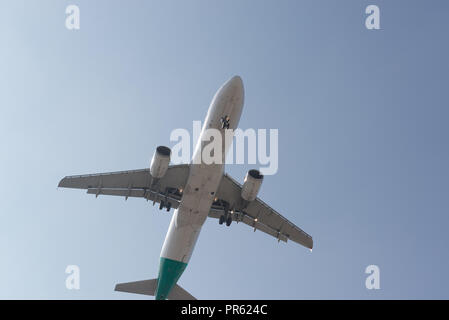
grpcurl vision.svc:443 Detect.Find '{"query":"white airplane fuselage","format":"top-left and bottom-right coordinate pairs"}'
top-left (155, 76), bottom-right (244, 299)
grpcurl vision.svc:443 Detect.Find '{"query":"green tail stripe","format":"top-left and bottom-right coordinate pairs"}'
top-left (155, 257), bottom-right (188, 300)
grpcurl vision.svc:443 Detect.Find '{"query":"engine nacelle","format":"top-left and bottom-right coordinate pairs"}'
top-left (150, 146), bottom-right (171, 179)
top-left (241, 169), bottom-right (264, 202)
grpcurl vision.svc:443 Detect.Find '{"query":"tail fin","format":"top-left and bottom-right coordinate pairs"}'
top-left (114, 279), bottom-right (196, 300)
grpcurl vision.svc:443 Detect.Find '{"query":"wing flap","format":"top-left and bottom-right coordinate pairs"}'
top-left (209, 208), bottom-right (288, 242)
top-left (87, 188), bottom-right (146, 198)
top-left (87, 188), bottom-right (182, 209)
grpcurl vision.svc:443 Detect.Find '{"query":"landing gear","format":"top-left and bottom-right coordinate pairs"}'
top-left (216, 201), bottom-right (233, 226)
top-left (220, 116), bottom-right (230, 129)
top-left (159, 200), bottom-right (171, 212)
top-left (219, 214), bottom-right (232, 226)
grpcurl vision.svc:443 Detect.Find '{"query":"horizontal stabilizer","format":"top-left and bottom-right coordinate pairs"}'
top-left (115, 279), bottom-right (196, 300)
top-left (115, 279), bottom-right (158, 296)
top-left (168, 283), bottom-right (196, 300)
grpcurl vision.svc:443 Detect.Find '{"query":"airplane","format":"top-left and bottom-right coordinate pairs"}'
top-left (58, 75), bottom-right (313, 300)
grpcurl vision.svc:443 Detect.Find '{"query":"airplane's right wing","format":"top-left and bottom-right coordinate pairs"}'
top-left (58, 164), bottom-right (190, 209)
top-left (210, 174), bottom-right (313, 249)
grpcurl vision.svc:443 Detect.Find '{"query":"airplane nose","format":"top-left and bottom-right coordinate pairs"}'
top-left (222, 75), bottom-right (244, 98)
top-left (210, 75), bottom-right (245, 132)
top-left (229, 75), bottom-right (243, 87)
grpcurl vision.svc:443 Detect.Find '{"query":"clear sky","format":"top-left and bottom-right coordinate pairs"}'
top-left (1, 0), bottom-right (448, 299)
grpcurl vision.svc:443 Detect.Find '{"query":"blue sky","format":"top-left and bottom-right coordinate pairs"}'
top-left (1, 0), bottom-right (448, 299)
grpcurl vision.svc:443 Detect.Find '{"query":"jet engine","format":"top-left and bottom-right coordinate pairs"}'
top-left (241, 169), bottom-right (264, 202)
top-left (150, 146), bottom-right (171, 178)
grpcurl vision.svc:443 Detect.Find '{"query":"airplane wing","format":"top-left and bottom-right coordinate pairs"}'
top-left (58, 164), bottom-right (190, 209)
top-left (210, 174), bottom-right (313, 249)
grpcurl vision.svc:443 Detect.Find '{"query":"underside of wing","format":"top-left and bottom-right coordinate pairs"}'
top-left (211, 174), bottom-right (313, 249)
top-left (58, 164), bottom-right (190, 208)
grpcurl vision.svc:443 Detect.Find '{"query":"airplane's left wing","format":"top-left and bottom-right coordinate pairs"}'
top-left (58, 164), bottom-right (190, 209)
top-left (210, 173), bottom-right (313, 249)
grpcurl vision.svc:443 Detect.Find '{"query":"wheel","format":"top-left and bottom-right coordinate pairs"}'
top-left (159, 201), bottom-right (165, 210)
top-left (166, 202), bottom-right (171, 212)
top-left (226, 215), bottom-right (232, 226)
top-left (219, 215), bottom-right (225, 225)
